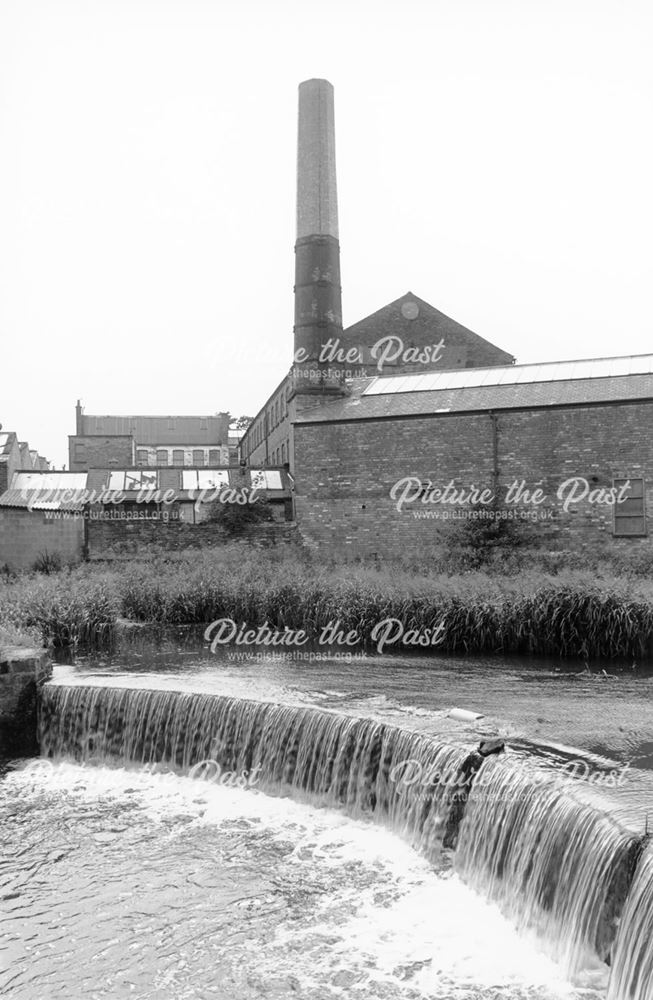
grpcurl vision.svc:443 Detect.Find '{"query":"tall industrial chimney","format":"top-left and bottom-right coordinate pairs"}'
top-left (292, 79), bottom-right (345, 394)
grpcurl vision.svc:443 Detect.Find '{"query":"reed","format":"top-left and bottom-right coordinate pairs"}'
top-left (114, 551), bottom-right (653, 660)
top-left (2, 548), bottom-right (653, 659)
top-left (0, 568), bottom-right (120, 647)
top-left (0, 623), bottom-right (42, 653)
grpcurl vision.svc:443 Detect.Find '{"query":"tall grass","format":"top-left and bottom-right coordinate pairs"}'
top-left (2, 547), bottom-right (653, 659)
top-left (0, 623), bottom-right (42, 653)
top-left (0, 567), bottom-right (120, 647)
top-left (104, 549), bottom-right (653, 660)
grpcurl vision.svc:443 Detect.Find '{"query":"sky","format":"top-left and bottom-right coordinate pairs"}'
top-left (1, 0), bottom-right (652, 468)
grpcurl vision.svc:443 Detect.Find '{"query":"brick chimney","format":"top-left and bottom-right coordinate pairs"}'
top-left (292, 79), bottom-right (345, 395)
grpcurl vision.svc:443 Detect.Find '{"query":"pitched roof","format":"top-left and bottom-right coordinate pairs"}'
top-left (0, 472), bottom-right (89, 511)
top-left (363, 353), bottom-right (653, 395)
top-left (0, 431), bottom-right (18, 456)
top-left (293, 355), bottom-right (653, 424)
top-left (78, 414), bottom-right (229, 445)
top-left (344, 291), bottom-right (515, 368)
top-left (0, 467), bottom-right (292, 509)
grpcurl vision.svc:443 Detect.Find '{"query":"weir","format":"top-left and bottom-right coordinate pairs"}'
top-left (39, 683), bottom-right (653, 999)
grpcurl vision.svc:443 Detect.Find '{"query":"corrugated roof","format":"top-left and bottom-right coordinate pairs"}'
top-left (294, 371), bottom-right (653, 424)
top-left (364, 353), bottom-right (653, 396)
top-left (0, 489), bottom-right (86, 511)
top-left (12, 472), bottom-right (88, 491)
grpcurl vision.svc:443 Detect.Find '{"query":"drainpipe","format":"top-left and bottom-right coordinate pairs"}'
top-left (489, 411), bottom-right (499, 497)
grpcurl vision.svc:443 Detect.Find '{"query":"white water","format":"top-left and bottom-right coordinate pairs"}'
top-left (455, 755), bottom-right (639, 975)
top-left (0, 760), bottom-right (597, 1000)
top-left (3, 671), bottom-right (651, 999)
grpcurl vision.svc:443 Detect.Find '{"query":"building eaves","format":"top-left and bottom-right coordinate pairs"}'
top-left (293, 373), bottom-right (653, 424)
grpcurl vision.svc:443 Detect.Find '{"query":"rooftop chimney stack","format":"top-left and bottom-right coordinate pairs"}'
top-left (292, 79), bottom-right (345, 395)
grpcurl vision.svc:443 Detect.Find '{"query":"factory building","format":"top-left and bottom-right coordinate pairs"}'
top-left (242, 79), bottom-right (653, 558)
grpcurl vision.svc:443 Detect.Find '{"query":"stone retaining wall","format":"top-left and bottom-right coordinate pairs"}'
top-left (0, 647), bottom-right (51, 756)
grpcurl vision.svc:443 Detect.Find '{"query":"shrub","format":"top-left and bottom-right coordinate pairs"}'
top-left (207, 495), bottom-right (274, 537)
top-left (32, 551), bottom-right (62, 575)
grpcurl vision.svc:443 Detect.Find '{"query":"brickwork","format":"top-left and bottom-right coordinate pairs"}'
top-left (343, 293), bottom-right (514, 376)
top-left (0, 508), bottom-right (84, 571)
top-left (87, 512), bottom-right (297, 559)
top-left (240, 294), bottom-right (514, 470)
top-left (293, 401), bottom-right (653, 557)
top-left (69, 435), bottom-right (134, 472)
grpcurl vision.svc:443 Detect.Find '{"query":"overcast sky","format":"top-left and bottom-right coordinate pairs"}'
top-left (2, 0), bottom-right (652, 467)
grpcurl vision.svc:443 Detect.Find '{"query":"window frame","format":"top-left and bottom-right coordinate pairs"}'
top-left (613, 476), bottom-right (647, 537)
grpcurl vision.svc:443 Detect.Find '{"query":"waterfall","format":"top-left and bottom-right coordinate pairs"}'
top-left (608, 846), bottom-right (653, 1000)
top-left (39, 683), bottom-right (653, 996)
top-left (454, 754), bottom-right (643, 976)
top-left (39, 684), bottom-right (470, 861)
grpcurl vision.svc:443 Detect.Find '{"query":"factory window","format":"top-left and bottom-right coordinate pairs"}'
top-left (156, 449), bottom-right (168, 466)
top-left (172, 449), bottom-right (184, 467)
top-left (108, 472), bottom-right (125, 491)
top-left (281, 443), bottom-right (286, 464)
top-left (613, 478), bottom-right (647, 536)
top-left (192, 450), bottom-right (205, 466)
top-left (208, 449), bottom-right (220, 464)
top-left (136, 449), bottom-right (149, 467)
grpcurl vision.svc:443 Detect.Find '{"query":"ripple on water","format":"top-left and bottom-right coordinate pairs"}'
top-left (0, 760), bottom-right (605, 1000)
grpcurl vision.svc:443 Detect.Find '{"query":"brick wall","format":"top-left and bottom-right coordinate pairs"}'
top-left (293, 401), bottom-right (653, 557)
top-left (240, 297), bottom-right (514, 470)
top-left (346, 300), bottom-right (513, 375)
top-left (68, 435), bottom-right (134, 471)
top-left (0, 508), bottom-right (85, 571)
top-left (87, 510), bottom-right (296, 559)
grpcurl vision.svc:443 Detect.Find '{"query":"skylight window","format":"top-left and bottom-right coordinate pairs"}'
top-left (363, 355), bottom-right (653, 396)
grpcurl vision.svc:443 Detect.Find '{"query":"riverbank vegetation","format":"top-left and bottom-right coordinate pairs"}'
top-left (1, 545), bottom-right (653, 660)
